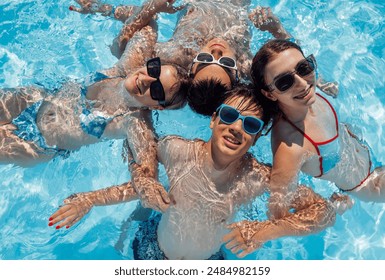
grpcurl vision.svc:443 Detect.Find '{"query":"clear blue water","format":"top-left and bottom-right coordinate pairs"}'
top-left (1, 0), bottom-right (385, 260)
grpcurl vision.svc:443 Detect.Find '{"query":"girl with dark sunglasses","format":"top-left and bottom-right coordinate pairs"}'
top-left (251, 39), bottom-right (385, 221)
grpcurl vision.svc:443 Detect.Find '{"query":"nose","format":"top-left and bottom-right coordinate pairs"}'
top-left (293, 73), bottom-right (308, 88)
top-left (228, 119), bottom-right (243, 135)
top-left (211, 49), bottom-right (223, 60)
top-left (140, 74), bottom-right (157, 86)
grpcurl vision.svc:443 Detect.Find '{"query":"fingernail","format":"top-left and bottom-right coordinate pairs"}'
top-left (48, 222), bottom-right (53, 227)
top-left (69, 6), bottom-right (74, 10)
top-left (66, 226), bottom-right (69, 229)
top-left (49, 217), bottom-right (53, 221)
top-left (56, 225), bottom-right (60, 229)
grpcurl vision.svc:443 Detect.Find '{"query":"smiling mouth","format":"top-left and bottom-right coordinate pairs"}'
top-left (135, 77), bottom-right (143, 95)
top-left (210, 43), bottom-right (225, 49)
top-left (224, 136), bottom-right (241, 145)
top-left (295, 86), bottom-right (312, 99)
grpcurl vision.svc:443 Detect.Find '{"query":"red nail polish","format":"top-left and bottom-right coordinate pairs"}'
top-left (49, 217), bottom-right (53, 221)
top-left (69, 6), bottom-right (74, 10)
top-left (48, 222), bottom-right (53, 226)
top-left (66, 226), bottom-right (69, 229)
top-left (56, 225), bottom-right (60, 229)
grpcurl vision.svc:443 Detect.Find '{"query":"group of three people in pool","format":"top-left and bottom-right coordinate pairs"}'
top-left (2, 0), bottom-right (384, 259)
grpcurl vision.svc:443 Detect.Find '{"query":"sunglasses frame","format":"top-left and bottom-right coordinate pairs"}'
top-left (216, 104), bottom-right (264, 135)
top-left (189, 52), bottom-right (239, 83)
top-left (146, 57), bottom-right (167, 106)
top-left (266, 54), bottom-right (317, 92)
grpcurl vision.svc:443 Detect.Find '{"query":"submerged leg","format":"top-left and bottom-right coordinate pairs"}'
top-left (0, 87), bottom-right (46, 125)
top-left (0, 124), bottom-right (54, 167)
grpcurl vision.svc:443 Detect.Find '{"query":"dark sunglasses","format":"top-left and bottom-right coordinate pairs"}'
top-left (267, 54), bottom-right (316, 92)
top-left (190, 52), bottom-right (239, 82)
top-left (146, 57), bottom-right (166, 106)
top-left (216, 104), bottom-right (264, 135)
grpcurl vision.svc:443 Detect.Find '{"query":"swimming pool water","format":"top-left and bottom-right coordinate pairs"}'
top-left (0, 0), bottom-right (385, 260)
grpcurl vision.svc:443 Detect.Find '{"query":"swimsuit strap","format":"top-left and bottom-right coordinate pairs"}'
top-left (282, 93), bottom-right (339, 177)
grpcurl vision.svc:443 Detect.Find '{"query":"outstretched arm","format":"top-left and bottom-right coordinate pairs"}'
top-left (248, 7), bottom-right (292, 40)
top-left (124, 110), bottom-right (171, 213)
top-left (110, 0), bottom-right (183, 58)
top-left (224, 186), bottom-right (352, 258)
top-left (69, 0), bottom-right (139, 22)
top-left (49, 182), bottom-right (138, 229)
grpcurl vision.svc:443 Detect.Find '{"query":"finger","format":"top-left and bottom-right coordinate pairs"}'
top-left (231, 244), bottom-right (248, 255)
top-left (49, 204), bottom-right (72, 221)
top-left (226, 223), bottom-right (239, 230)
top-left (223, 230), bottom-right (238, 243)
top-left (225, 236), bottom-right (243, 249)
top-left (69, 6), bottom-right (83, 13)
top-left (238, 247), bottom-right (254, 258)
top-left (158, 188), bottom-right (171, 204)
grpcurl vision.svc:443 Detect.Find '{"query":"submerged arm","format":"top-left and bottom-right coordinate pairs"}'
top-left (124, 110), bottom-right (171, 213)
top-left (69, 0), bottom-right (140, 22)
top-left (111, 0), bottom-right (184, 58)
top-left (49, 182), bottom-right (138, 229)
top-left (224, 185), bottom-right (338, 258)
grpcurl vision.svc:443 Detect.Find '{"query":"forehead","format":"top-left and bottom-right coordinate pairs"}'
top-left (223, 96), bottom-right (261, 118)
top-left (265, 48), bottom-right (305, 80)
top-left (193, 64), bottom-right (232, 88)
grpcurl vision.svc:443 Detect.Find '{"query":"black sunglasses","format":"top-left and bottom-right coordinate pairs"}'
top-left (146, 57), bottom-right (166, 106)
top-left (267, 54), bottom-right (316, 92)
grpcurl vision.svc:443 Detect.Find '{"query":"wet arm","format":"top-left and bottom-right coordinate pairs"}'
top-left (49, 182), bottom-right (138, 229)
top-left (124, 111), bottom-right (171, 212)
top-left (224, 185), bottom-right (336, 258)
top-left (111, 0), bottom-right (183, 58)
top-left (102, 22), bottom-right (158, 77)
top-left (69, 0), bottom-right (139, 22)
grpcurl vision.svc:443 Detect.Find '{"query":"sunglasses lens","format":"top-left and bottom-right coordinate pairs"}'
top-left (275, 74), bottom-right (295, 92)
top-left (297, 58), bottom-right (315, 77)
top-left (150, 81), bottom-right (165, 101)
top-left (196, 53), bottom-right (214, 63)
top-left (219, 106), bottom-right (239, 123)
top-left (243, 117), bottom-right (262, 134)
top-left (147, 58), bottom-right (161, 78)
top-left (218, 57), bottom-right (236, 68)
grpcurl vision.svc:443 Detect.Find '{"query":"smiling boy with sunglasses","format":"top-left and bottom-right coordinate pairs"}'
top-left (49, 85), bottom-right (350, 259)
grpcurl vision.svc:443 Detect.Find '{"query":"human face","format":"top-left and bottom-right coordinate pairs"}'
top-left (190, 38), bottom-right (238, 88)
top-left (262, 49), bottom-right (317, 107)
top-left (209, 96), bottom-right (262, 161)
top-left (124, 65), bottom-right (179, 109)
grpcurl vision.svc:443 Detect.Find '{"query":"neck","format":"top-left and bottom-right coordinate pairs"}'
top-left (203, 140), bottom-right (242, 172)
top-left (279, 101), bottom-right (315, 124)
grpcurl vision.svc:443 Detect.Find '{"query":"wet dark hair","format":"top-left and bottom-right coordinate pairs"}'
top-left (250, 39), bottom-right (304, 119)
top-left (186, 78), bottom-right (229, 116)
top-left (220, 84), bottom-right (269, 130)
top-left (163, 63), bottom-right (191, 110)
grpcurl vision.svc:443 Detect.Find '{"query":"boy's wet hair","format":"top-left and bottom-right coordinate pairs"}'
top-left (221, 84), bottom-right (269, 129)
top-left (187, 78), bottom-right (229, 116)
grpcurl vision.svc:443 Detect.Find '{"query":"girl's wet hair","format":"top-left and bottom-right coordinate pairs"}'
top-left (163, 62), bottom-right (191, 109)
top-left (250, 39), bottom-right (304, 119)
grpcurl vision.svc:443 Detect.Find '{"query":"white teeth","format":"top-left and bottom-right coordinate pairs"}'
top-left (224, 136), bottom-right (240, 145)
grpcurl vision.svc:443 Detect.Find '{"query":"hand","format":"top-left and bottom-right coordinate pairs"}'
top-left (316, 78), bottom-right (339, 98)
top-left (48, 194), bottom-right (93, 229)
top-left (69, 0), bottom-right (113, 16)
top-left (133, 176), bottom-right (171, 213)
top-left (151, 0), bottom-right (185, 14)
top-left (248, 6), bottom-right (282, 33)
top-left (329, 192), bottom-right (354, 215)
top-left (223, 221), bottom-right (268, 258)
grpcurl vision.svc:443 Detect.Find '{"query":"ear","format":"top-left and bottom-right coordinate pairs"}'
top-left (261, 89), bottom-right (278, 102)
top-left (209, 112), bottom-right (217, 129)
